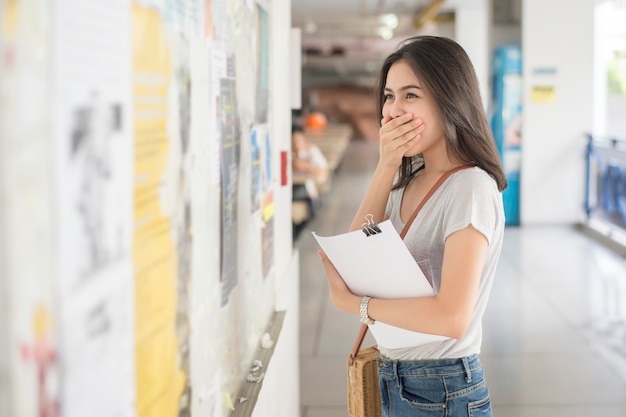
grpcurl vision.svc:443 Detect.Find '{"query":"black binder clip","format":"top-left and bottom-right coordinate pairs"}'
top-left (361, 214), bottom-right (382, 237)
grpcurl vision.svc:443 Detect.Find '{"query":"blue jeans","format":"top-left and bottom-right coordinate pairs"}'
top-left (377, 354), bottom-right (492, 417)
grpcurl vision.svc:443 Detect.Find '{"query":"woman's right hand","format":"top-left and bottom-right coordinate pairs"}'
top-left (378, 113), bottom-right (423, 169)
top-left (317, 250), bottom-right (359, 315)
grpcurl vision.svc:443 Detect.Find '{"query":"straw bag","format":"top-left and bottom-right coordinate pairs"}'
top-left (346, 164), bottom-right (473, 417)
top-left (347, 326), bottom-right (380, 417)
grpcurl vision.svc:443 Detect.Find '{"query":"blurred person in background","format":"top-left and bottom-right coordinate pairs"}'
top-left (291, 123), bottom-right (328, 239)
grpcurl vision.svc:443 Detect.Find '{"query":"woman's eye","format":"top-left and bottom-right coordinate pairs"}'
top-left (406, 93), bottom-right (418, 99)
top-left (383, 94), bottom-right (394, 101)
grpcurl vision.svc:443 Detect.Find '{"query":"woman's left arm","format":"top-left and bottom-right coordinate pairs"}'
top-left (319, 224), bottom-right (488, 339)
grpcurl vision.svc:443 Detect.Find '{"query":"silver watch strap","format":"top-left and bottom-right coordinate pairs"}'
top-left (359, 295), bottom-right (374, 325)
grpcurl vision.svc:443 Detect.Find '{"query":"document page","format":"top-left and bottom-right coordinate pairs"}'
top-left (312, 220), bottom-right (448, 349)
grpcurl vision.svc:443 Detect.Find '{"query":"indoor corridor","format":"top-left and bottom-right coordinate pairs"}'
top-left (296, 139), bottom-right (626, 417)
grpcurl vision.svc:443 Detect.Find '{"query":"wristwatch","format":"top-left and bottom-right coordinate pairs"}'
top-left (359, 295), bottom-right (375, 325)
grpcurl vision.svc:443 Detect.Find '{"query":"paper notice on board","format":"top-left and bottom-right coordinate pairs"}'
top-left (54, 0), bottom-right (134, 415)
top-left (312, 220), bottom-right (448, 349)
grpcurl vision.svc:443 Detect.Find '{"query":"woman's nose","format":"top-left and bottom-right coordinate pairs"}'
top-left (388, 101), bottom-right (405, 119)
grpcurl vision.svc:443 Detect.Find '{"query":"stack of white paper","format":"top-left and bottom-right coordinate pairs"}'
top-left (313, 220), bottom-right (448, 349)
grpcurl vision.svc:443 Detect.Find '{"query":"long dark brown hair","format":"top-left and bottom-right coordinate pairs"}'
top-left (375, 36), bottom-right (507, 191)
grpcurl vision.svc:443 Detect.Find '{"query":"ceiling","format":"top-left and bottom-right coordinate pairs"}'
top-left (290, 0), bottom-right (489, 87)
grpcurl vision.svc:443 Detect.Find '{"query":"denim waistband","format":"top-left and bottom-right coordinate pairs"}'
top-left (377, 353), bottom-right (482, 379)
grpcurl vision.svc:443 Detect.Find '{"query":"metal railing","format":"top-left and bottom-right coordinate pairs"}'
top-left (584, 134), bottom-right (626, 233)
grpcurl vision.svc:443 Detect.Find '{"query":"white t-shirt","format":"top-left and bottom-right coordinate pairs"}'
top-left (381, 166), bottom-right (505, 360)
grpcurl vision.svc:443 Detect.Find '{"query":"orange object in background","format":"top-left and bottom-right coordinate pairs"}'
top-left (304, 112), bottom-right (328, 131)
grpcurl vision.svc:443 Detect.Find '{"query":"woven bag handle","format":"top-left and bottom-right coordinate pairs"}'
top-left (348, 164), bottom-right (473, 365)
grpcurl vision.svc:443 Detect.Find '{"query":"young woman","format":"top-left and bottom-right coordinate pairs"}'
top-left (318, 36), bottom-right (507, 416)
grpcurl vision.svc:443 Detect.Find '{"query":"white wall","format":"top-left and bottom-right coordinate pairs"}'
top-left (521, 0), bottom-right (595, 224)
top-left (455, 0), bottom-right (491, 110)
top-left (254, 0), bottom-right (300, 413)
top-left (271, 0), bottom-right (295, 295)
top-left (252, 251), bottom-right (300, 417)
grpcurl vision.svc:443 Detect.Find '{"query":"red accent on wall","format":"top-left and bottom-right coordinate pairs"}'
top-left (281, 150), bottom-right (288, 186)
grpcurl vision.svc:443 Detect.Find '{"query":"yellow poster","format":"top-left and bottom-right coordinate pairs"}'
top-left (530, 85), bottom-right (556, 103)
top-left (2, 0), bottom-right (18, 36)
top-left (132, 5), bottom-right (185, 416)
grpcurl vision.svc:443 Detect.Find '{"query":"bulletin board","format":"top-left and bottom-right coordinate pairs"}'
top-left (0, 0), bottom-right (286, 416)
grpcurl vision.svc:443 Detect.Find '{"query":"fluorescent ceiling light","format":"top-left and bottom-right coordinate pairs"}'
top-left (378, 27), bottom-right (394, 40)
top-left (379, 13), bottom-right (399, 29)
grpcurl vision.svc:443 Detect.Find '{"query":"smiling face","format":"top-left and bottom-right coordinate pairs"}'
top-left (382, 60), bottom-right (446, 159)
top-left (373, 36), bottom-right (507, 191)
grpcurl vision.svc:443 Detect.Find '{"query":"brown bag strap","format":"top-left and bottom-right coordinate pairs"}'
top-left (348, 324), bottom-right (369, 366)
top-left (349, 163), bottom-right (474, 364)
top-left (400, 164), bottom-right (474, 239)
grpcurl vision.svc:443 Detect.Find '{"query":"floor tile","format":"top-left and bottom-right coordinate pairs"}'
top-left (482, 352), bottom-right (626, 405)
top-left (306, 406), bottom-right (351, 417)
top-left (300, 356), bottom-right (349, 407)
top-left (491, 405), bottom-right (626, 417)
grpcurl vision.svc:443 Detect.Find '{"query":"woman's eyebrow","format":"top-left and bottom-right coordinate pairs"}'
top-left (384, 85), bottom-right (421, 92)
